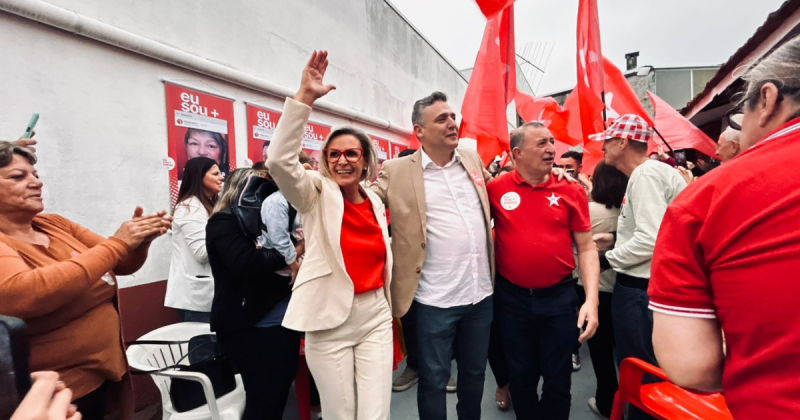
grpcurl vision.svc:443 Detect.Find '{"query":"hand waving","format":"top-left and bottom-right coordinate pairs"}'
top-left (293, 50), bottom-right (337, 107)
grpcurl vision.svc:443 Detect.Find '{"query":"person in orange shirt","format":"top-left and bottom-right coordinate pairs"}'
top-left (0, 141), bottom-right (172, 420)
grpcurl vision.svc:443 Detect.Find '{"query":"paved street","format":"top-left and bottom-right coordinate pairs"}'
top-left (283, 342), bottom-right (602, 420)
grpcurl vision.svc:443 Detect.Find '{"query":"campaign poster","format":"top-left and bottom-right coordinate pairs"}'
top-left (246, 103), bottom-right (331, 170)
top-left (371, 136), bottom-right (391, 163)
top-left (391, 142), bottom-right (409, 159)
top-left (164, 83), bottom-right (236, 206)
top-left (245, 104), bottom-right (281, 166)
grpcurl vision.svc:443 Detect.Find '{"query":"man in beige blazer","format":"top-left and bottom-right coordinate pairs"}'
top-left (369, 92), bottom-right (494, 420)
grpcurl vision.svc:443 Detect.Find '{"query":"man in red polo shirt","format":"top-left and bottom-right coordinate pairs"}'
top-left (488, 121), bottom-right (600, 420)
top-left (649, 36), bottom-right (800, 419)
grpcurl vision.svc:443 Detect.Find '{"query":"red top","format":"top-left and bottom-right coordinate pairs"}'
top-left (341, 197), bottom-right (386, 294)
top-left (488, 170), bottom-right (591, 288)
top-left (649, 117), bottom-right (800, 419)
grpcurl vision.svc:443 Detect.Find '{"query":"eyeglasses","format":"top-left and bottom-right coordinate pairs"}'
top-left (326, 148), bottom-right (363, 163)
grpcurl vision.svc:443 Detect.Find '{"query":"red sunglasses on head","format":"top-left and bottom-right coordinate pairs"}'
top-left (326, 148), bottom-right (363, 163)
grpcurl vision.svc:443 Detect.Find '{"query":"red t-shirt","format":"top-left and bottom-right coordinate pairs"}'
top-left (341, 197), bottom-right (386, 294)
top-left (488, 170), bottom-right (591, 288)
top-left (649, 117), bottom-right (800, 419)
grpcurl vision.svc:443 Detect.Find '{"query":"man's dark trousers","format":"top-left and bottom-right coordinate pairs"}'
top-left (415, 296), bottom-right (493, 420)
top-left (497, 277), bottom-right (578, 420)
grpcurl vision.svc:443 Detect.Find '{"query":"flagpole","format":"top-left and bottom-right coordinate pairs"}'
top-left (601, 90), bottom-right (608, 128)
top-left (652, 126), bottom-right (675, 153)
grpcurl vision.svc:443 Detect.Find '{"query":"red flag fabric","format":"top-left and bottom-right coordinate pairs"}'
top-left (647, 91), bottom-right (717, 157)
top-left (460, 5), bottom-right (516, 165)
top-left (515, 91), bottom-right (580, 146)
top-left (474, 0), bottom-right (516, 18)
top-left (576, 0), bottom-right (605, 139)
top-left (602, 57), bottom-right (654, 127)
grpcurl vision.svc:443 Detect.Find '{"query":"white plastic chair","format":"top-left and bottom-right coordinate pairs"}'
top-left (126, 322), bottom-right (245, 420)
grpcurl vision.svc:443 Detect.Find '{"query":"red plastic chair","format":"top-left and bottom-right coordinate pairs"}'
top-left (296, 338), bottom-right (311, 420)
top-left (611, 358), bottom-right (733, 420)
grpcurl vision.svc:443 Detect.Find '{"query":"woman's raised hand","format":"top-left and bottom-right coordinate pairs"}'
top-left (293, 50), bottom-right (337, 107)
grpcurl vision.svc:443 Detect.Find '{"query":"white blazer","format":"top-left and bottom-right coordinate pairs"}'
top-left (267, 97), bottom-right (393, 332)
top-left (165, 196), bottom-right (214, 311)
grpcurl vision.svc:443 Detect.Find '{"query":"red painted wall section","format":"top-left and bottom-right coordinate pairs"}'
top-left (119, 280), bottom-right (180, 410)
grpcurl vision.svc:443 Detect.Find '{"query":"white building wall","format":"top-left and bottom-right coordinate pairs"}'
top-left (0, 0), bottom-right (468, 287)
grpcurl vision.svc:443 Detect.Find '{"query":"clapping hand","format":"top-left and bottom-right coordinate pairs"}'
top-left (293, 50), bottom-right (337, 107)
top-left (113, 206), bottom-right (173, 249)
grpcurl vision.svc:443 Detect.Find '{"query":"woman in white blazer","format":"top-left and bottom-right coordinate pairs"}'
top-left (165, 157), bottom-right (223, 322)
top-left (267, 51), bottom-right (393, 420)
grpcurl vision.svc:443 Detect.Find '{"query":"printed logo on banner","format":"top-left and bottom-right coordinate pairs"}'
top-left (164, 84), bottom-right (237, 207)
top-left (245, 103), bottom-right (331, 170)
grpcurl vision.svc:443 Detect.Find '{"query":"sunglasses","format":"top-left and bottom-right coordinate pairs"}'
top-left (326, 148), bottom-right (363, 163)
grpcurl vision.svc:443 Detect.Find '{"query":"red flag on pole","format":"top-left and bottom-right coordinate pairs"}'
top-left (602, 56), bottom-right (654, 126)
top-left (515, 91), bottom-right (580, 146)
top-left (576, 0), bottom-right (605, 139)
top-left (460, 5), bottom-right (516, 165)
top-left (474, 0), bottom-right (516, 18)
top-left (647, 91), bottom-right (717, 157)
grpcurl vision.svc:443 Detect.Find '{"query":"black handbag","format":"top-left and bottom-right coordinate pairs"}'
top-left (128, 334), bottom-right (237, 413)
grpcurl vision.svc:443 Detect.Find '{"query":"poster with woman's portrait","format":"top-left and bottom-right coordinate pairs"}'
top-left (246, 103), bottom-right (330, 170)
top-left (164, 83), bottom-right (236, 205)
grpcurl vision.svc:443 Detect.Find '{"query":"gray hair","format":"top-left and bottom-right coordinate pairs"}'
top-left (212, 168), bottom-right (261, 214)
top-left (510, 122), bottom-right (546, 150)
top-left (318, 126), bottom-right (379, 182)
top-left (740, 35), bottom-right (800, 111)
top-left (721, 127), bottom-right (741, 143)
top-left (412, 92), bottom-right (448, 127)
top-left (0, 141), bottom-right (37, 168)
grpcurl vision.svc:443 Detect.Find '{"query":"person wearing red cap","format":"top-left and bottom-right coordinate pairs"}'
top-left (649, 36), bottom-right (800, 419)
top-left (489, 122), bottom-right (600, 420)
top-left (590, 114), bottom-right (686, 420)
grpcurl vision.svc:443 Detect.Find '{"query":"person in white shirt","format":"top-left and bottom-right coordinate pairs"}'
top-left (590, 115), bottom-right (686, 420)
top-left (165, 157), bottom-right (223, 322)
top-left (369, 92), bottom-right (494, 420)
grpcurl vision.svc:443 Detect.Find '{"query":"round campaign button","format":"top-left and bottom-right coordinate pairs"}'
top-left (501, 192), bottom-right (521, 210)
top-left (162, 157), bottom-right (176, 171)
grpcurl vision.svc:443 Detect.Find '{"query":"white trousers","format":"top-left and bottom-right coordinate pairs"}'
top-left (305, 288), bottom-right (393, 420)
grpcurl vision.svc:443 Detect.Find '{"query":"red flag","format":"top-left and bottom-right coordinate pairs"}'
top-left (474, 0), bottom-right (516, 18)
top-left (460, 5), bottom-right (516, 165)
top-left (515, 91), bottom-right (580, 146)
top-left (408, 132), bottom-right (421, 149)
top-left (602, 57), bottom-right (654, 127)
top-left (647, 91), bottom-right (717, 157)
top-left (576, 0), bottom-right (605, 139)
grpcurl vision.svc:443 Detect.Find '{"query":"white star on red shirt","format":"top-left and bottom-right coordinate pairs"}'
top-left (547, 193), bottom-right (561, 207)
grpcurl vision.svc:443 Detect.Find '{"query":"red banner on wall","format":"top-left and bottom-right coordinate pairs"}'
top-left (245, 103), bottom-right (331, 170)
top-left (164, 83), bottom-right (236, 206)
top-left (390, 142), bottom-right (409, 159)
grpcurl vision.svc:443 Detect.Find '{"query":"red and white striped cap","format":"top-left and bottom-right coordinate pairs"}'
top-left (589, 114), bottom-right (652, 143)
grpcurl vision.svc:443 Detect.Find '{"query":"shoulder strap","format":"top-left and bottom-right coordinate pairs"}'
top-left (288, 204), bottom-right (298, 245)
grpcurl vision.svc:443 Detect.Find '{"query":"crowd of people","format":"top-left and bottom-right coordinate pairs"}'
top-left (3, 35), bottom-right (800, 420)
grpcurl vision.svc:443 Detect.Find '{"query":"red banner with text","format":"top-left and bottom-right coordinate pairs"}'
top-left (164, 83), bottom-right (236, 207)
top-left (246, 103), bottom-right (331, 170)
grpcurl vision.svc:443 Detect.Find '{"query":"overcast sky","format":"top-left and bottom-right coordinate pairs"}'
top-left (388, 0), bottom-right (787, 95)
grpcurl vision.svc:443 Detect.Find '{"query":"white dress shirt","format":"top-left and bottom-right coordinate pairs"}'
top-left (415, 148), bottom-right (493, 308)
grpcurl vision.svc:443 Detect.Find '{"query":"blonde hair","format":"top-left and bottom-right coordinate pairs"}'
top-left (212, 168), bottom-right (261, 213)
top-left (318, 127), bottom-right (379, 182)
